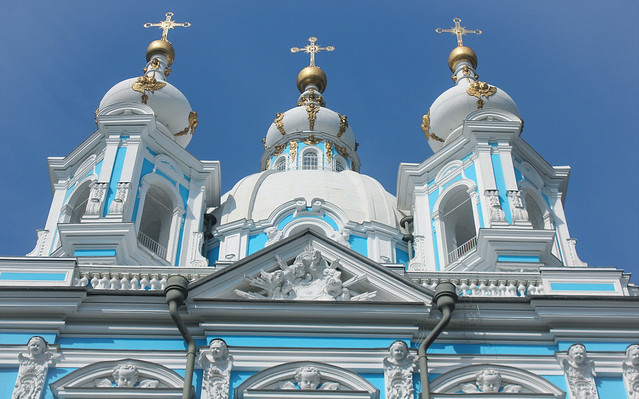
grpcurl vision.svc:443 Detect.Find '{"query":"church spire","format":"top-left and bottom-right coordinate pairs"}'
top-left (436, 18), bottom-right (481, 83)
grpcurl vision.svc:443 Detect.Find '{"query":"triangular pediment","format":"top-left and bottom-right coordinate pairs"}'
top-left (189, 230), bottom-right (434, 304)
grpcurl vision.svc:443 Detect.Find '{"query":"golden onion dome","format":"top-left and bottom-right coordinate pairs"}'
top-left (296, 66), bottom-right (327, 93)
top-left (448, 45), bottom-right (477, 72)
top-left (146, 39), bottom-right (175, 66)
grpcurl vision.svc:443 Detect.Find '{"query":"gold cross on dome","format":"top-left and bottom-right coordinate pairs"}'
top-left (436, 18), bottom-right (482, 47)
top-left (291, 37), bottom-right (335, 67)
top-left (144, 12), bottom-right (191, 42)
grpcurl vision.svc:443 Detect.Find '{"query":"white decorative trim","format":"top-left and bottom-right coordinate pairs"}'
top-left (26, 229), bottom-right (49, 257)
top-left (83, 181), bottom-right (108, 217)
top-left (430, 363), bottom-right (565, 397)
top-left (235, 361), bottom-right (379, 399)
top-left (189, 231), bottom-right (209, 267)
top-left (50, 358), bottom-right (185, 399)
top-left (108, 182), bottom-right (131, 215)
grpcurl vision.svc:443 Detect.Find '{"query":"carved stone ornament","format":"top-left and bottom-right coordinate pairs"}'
top-left (508, 190), bottom-right (529, 223)
top-left (430, 364), bottom-right (565, 397)
top-left (421, 109), bottom-right (445, 143)
top-left (383, 341), bottom-right (416, 399)
top-left (264, 226), bottom-right (283, 247)
top-left (460, 369), bottom-right (521, 394)
top-left (279, 366), bottom-right (339, 390)
top-left (274, 112), bottom-right (286, 135)
top-left (131, 72), bottom-right (166, 96)
top-left (305, 102), bottom-right (320, 131)
top-left (11, 336), bottom-right (59, 399)
top-left (198, 339), bottom-right (234, 399)
top-left (337, 113), bottom-right (348, 137)
top-left (27, 229), bottom-right (49, 257)
top-left (302, 133), bottom-right (322, 145)
top-left (560, 343), bottom-right (599, 399)
top-left (235, 243), bottom-right (376, 301)
top-left (94, 362), bottom-right (159, 388)
top-left (486, 190), bottom-right (506, 224)
top-left (623, 344), bottom-right (639, 399)
top-left (175, 111), bottom-right (199, 137)
top-left (85, 182), bottom-right (108, 216)
top-left (108, 182), bottom-right (130, 215)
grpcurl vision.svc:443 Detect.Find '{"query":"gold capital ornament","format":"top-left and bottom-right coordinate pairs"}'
top-left (436, 18), bottom-right (482, 47)
top-left (291, 37), bottom-right (335, 67)
top-left (144, 12), bottom-right (191, 42)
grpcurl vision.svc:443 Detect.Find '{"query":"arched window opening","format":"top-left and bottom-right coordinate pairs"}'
top-left (301, 150), bottom-right (319, 170)
top-left (274, 157), bottom-right (286, 172)
top-left (69, 183), bottom-right (91, 223)
top-left (442, 187), bottom-right (476, 264)
top-left (138, 185), bottom-right (174, 259)
top-left (525, 193), bottom-right (545, 230)
top-left (335, 160), bottom-right (345, 172)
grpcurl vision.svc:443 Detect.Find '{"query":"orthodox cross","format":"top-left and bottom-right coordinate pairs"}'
top-left (144, 12), bottom-right (191, 41)
top-left (436, 18), bottom-right (482, 47)
top-left (290, 37), bottom-right (335, 67)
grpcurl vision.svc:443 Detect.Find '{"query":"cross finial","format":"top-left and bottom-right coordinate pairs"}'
top-left (144, 12), bottom-right (191, 42)
top-left (290, 37), bottom-right (335, 67)
top-left (436, 18), bottom-right (482, 47)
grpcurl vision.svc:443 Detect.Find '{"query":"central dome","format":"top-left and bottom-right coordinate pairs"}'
top-left (215, 169), bottom-right (400, 228)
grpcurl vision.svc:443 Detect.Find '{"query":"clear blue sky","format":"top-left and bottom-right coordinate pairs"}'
top-left (1, 1), bottom-right (637, 280)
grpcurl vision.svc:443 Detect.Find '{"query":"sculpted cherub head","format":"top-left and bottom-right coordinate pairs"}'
top-left (388, 340), bottom-right (410, 363)
top-left (626, 344), bottom-right (639, 367)
top-left (568, 343), bottom-right (588, 366)
top-left (476, 369), bottom-right (502, 393)
top-left (209, 338), bottom-right (229, 362)
top-left (295, 366), bottom-right (321, 390)
top-left (26, 336), bottom-right (47, 358)
top-left (112, 363), bottom-right (139, 387)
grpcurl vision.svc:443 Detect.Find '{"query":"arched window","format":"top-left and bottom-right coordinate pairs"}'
top-left (335, 160), bottom-right (345, 172)
top-left (136, 175), bottom-right (183, 262)
top-left (138, 185), bottom-right (174, 259)
top-left (440, 186), bottom-right (477, 264)
top-left (274, 156), bottom-right (287, 172)
top-left (301, 150), bottom-right (319, 170)
top-left (68, 181), bottom-right (92, 223)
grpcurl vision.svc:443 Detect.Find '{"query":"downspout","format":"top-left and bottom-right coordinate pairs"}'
top-left (418, 282), bottom-right (457, 399)
top-left (165, 275), bottom-right (196, 399)
top-left (400, 215), bottom-right (414, 259)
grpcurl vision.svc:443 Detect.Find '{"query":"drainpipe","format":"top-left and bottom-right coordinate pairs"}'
top-left (165, 275), bottom-right (196, 399)
top-left (418, 282), bottom-right (457, 399)
top-left (400, 215), bottom-right (414, 259)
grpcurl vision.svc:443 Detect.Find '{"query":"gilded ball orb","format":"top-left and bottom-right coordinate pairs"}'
top-left (146, 40), bottom-right (175, 66)
top-left (296, 66), bottom-right (327, 93)
top-left (448, 46), bottom-right (477, 72)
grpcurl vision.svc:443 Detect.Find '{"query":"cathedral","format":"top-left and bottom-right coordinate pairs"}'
top-left (1, 14), bottom-right (638, 399)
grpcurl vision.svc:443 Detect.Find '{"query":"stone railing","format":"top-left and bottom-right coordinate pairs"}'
top-left (408, 271), bottom-right (544, 297)
top-left (73, 266), bottom-right (212, 291)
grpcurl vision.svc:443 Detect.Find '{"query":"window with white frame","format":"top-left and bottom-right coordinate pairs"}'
top-left (301, 150), bottom-right (319, 170)
top-left (68, 182), bottom-right (91, 223)
top-left (138, 185), bottom-right (174, 260)
top-left (274, 156), bottom-right (287, 172)
top-left (441, 186), bottom-right (477, 264)
top-left (335, 160), bottom-right (345, 172)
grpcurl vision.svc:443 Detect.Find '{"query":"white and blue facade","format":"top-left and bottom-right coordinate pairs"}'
top-left (1, 29), bottom-right (637, 399)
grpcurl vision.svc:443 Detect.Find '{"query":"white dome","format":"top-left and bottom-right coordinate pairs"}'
top-left (265, 105), bottom-right (356, 150)
top-left (216, 169), bottom-right (400, 228)
top-left (98, 77), bottom-right (194, 148)
top-left (427, 78), bottom-right (519, 152)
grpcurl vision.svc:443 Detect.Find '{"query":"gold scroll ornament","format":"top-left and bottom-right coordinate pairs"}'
top-left (421, 110), bottom-right (444, 142)
top-left (466, 81), bottom-right (496, 109)
top-left (175, 111), bottom-right (199, 137)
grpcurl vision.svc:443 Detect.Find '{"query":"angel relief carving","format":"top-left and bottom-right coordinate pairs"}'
top-left (94, 362), bottom-right (159, 388)
top-left (235, 243), bottom-right (376, 301)
top-left (623, 344), bottom-right (639, 399)
top-left (383, 341), bottom-right (416, 399)
top-left (460, 369), bottom-right (521, 394)
top-left (279, 366), bottom-right (339, 390)
top-left (198, 339), bottom-right (233, 399)
top-left (12, 336), bottom-right (59, 399)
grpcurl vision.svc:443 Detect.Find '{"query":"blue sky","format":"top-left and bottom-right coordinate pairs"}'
top-left (1, 1), bottom-right (637, 280)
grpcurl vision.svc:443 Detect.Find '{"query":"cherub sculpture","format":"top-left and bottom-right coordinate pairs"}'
top-left (12, 336), bottom-right (59, 399)
top-left (560, 343), bottom-right (598, 399)
top-left (95, 362), bottom-right (159, 388)
top-left (383, 341), bottom-right (416, 399)
top-left (279, 366), bottom-right (339, 390)
top-left (198, 338), bottom-right (234, 399)
top-left (460, 369), bottom-right (521, 393)
top-left (623, 344), bottom-right (639, 399)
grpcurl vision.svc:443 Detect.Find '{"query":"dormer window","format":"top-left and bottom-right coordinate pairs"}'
top-left (301, 150), bottom-right (319, 170)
